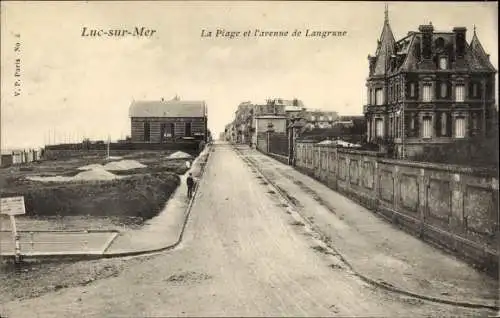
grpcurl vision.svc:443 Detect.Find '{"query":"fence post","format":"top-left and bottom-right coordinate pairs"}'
top-left (30, 231), bottom-right (34, 251)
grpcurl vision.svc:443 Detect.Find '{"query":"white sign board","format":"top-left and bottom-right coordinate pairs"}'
top-left (0, 196), bottom-right (26, 216)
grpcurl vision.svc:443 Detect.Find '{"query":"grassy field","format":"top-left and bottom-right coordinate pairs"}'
top-left (0, 150), bottom-right (193, 231)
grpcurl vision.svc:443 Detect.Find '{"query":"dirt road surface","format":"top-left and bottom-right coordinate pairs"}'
top-left (1, 144), bottom-right (493, 317)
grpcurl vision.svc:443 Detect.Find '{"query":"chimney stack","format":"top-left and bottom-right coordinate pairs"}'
top-left (453, 27), bottom-right (467, 58)
top-left (419, 24), bottom-right (434, 60)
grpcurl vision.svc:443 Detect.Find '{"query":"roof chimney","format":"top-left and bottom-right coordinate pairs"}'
top-left (453, 27), bottom-right (467, 58)
top-left (161, 97), bottom-right (164, 102)
top-left (419, 23), bottom-right (434, 60)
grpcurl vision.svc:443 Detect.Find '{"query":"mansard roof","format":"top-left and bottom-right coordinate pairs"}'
top-left (374, 26), bottom-right (497, 75)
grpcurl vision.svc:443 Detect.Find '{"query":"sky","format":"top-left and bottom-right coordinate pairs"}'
top-left (1, 1), bottom-right (498, 149)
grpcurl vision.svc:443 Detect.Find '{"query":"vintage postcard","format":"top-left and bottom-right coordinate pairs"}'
top-left (0, 1), bottom-right (498, 317)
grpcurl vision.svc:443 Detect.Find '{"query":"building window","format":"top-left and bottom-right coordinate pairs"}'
top-left (410, 83), bottom-right (416, 97)
top-left (455, 84), bottom-right (465, 102)
top-left (367, 88), bottom-right (371, 105)
top-left (311, 115), bottom-right (316, 121)
top-left (185, 122), bottom-right (192, 137)
top-left (319, 116), bottom-right (324, 121)
top-left (472, 83), bottom-right (478, 98)
top-left (422, 83), bottom-right (432, 102)
top-left (439, 57), bottom-right (448, 70)
top-left (375, 88), bottom-right (384, 105)
top-left (422, 116), bottom-right (432, 139)
top-left (170, 123), bottom-right (175, 138)
top-left (441, 113), bottom-right (447, 136)
top-left (143, 122), bottom-right (150, 142)
top-left (440, 83), bottom-right (447, 98)
top-left (375, 118), bottom-right (384, 138)
top-left (454, 117), bottom-right (466, 138)
top-left (389, 117), bottom-right (394, 137)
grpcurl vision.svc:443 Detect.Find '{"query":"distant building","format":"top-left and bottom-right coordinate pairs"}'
top-left (298, 109), bottom-right (340, 131)
top-left (129, 97), bottom-right (208, 143)
top-left (364, 7), bottom-right (497, 157)
top-left (234, 101), bottom-right (255, 144)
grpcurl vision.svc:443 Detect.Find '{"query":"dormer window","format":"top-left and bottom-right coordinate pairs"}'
top-left (439, 57), bottom-right (448, 70)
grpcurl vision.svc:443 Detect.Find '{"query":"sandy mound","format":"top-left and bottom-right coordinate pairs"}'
top-left (73, 168), bottom-right (118, 181)
top-left (78, 163), bottom-right (104, 171)
top-left (27, 176), bottom-right (74, 182)
top-left (103, 159), bottom-right (146, 171)
top-left (168, 151), bottom-right (192, 159)
top-left (27, 170), bottom-right (119, 182)
top-left (27, 166), bottom-right (120, 182)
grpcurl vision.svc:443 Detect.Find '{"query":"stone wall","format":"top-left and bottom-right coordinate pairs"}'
top-left (43, 142), bottom-right (201, 160)
top-left (268, 132), bottom-right (289, 157)
top-left (294, 141), bottom-right (499, 272)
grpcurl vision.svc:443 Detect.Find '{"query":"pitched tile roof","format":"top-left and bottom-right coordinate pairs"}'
top-left (129, 99), bottom-right (207, 118)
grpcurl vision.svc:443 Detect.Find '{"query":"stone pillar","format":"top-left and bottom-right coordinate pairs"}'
top-left (450, 173), bottom-right (465, 234)
top-left (418, 168), bottom-right (429, 234)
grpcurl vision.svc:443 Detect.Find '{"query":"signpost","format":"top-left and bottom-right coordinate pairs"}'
top-left (1, 196), bottom-right (26, 265)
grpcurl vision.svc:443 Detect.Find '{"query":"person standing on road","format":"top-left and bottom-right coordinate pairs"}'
top-left (186, 173), bottom-right (195, 199)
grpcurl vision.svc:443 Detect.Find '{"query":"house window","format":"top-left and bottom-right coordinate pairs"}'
top-left (160, 123), bottom-right (166, 141)
top-left (185, 122), bottom-right (192, 137)
top-left (410, 83), bottom-right (416, 97)
top-left (455, 84), bottom-right (465, 102)
top-left (439, 57), bottom-right (448, 70)
top-left (454, 117), bottom-right (466, 138)
top-left (375, 88), bottom-right (384, 105)
top-left (170, 123), bottom-right (175, 138)
top-left (311, 115), bottom-right (316, 121)
top-left (472, 83), bottom-right (478, 98)
top-left (143, 122), bottom-right (150, 142)
top-left (319, 116), bottom-right (324, 121)
top-left (422, 83), bottom-right (432, 102)
top-left (441, 113), bottom-right (447, 136)
top-left (375, 118), bottom-right (384, 138)
top-left (422, 116), bottom-right (432, 139)
top-left (440, 83), bottom-right (447, 98)
top-left (389, 117), bottom-right (394, 137)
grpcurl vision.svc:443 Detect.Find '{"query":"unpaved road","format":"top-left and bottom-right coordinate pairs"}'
top-left (0, 144), bottom-right (493, 317)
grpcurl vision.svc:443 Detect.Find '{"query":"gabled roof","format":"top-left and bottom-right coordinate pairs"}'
top-left (372, 6), bottom-right (396, 76)
top-left (129, 99), bottom-right (207, 118)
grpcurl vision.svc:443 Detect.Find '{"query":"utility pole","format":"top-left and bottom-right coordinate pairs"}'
top-left (107, 135), bottom-right (110, 159)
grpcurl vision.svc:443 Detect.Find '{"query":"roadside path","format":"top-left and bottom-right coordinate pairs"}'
top-left (235, 145), bottom-right (498, 309)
